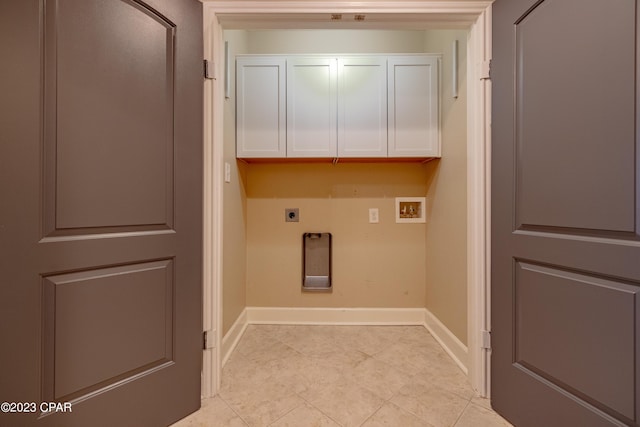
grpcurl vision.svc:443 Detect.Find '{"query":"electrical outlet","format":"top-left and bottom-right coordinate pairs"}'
top-left (369, 208), bottom-right (379, 223)
top-left (285, 208), bottom-right (299, 222)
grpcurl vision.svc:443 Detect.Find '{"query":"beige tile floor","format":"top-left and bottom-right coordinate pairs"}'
top-left (172, 325), bottom-right (513, 427)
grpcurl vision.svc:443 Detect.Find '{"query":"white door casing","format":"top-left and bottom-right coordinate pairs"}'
top-left (201, 0), bottom-right (493, 398)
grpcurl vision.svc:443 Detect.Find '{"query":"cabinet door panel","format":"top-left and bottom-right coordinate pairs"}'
top-left (236, 57), bottom-right (286, 158)
top-left (388, 56), bottom-right (440, 158)
top-left (287, 57), bottom-right (337, 158)
top-left (338, 57), bottom-right (387, 158)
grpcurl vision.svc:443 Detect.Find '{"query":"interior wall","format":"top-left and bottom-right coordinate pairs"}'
top-left (246, 163), bottom-right (428, 308)
top-left (222, 30), bottom-right (249, 335)
top-left (423, 30), bottom-right (469, 344)
top-left (246, 29), bottom-right (427, 54)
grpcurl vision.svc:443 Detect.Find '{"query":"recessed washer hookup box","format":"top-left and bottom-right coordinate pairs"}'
top-left (302, 232), bottom-right (332, 292)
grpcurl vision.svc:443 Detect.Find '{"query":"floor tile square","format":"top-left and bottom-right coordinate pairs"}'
top-left (170, 396), bottom-right (247, 427)
top-left (390, 380), bottom-right (470, 426)
top-left (361, 402), bottom-right (434, 427)
top-left (270, 402), bottom-right (341, 427)
top-left (301, 377), bottom-right (385, 427)
top-left (455, 402), bottom-right (514, 427)
top-left (344, 357), bottom-right (413, 400)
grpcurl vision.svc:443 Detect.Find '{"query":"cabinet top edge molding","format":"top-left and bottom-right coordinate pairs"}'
top-left (236, 53), bottom-right (443, 58)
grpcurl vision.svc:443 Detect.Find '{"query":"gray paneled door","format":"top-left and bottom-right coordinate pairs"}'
top-left (491, 0), bottom-right (639, 426)
top-left (0, 0), bottom-right (203, 426)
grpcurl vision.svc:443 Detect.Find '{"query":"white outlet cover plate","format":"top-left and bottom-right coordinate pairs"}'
top-left (224, 162), bottom-right (231, 183)
top-left (369, 208), bottom-right (379, 223)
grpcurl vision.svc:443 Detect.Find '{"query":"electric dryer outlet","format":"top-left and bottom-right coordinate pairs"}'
top-left (285, 208), bottom-right (299, 222)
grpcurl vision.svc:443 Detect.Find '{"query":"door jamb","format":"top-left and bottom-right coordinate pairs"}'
top-left (201, 0), bottom-right (493, 398)
top-left (466, 5), bottom-right (492, 398)
top-left (202, 6), bottom-right (224, 399)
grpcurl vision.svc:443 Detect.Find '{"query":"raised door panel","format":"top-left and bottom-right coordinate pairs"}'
top-left (287, 57), bottom-right (338, 158)
top-left (338, 57), bottom-right (387, 158)
top-left (492, 0), bottom-right (640, 426)
top-left (44, 2), bottom-right (181, 399)
top-left (514, 262), bottom-right (637, 421)
top-left (50, 0), bottom-right (175, 233)
top-left (43, 261), bottom-right (174, 401)
top-left (236, 56), bottom-right (286, 158)
top-left (388, 56), bottom-right (440, 158)
top-left (514, 0), bottom-right (635, 233)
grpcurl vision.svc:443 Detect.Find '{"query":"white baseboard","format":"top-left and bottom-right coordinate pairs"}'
top-left (246, 306), bottom-right (427, 325)
top-left (220, 306), bottom-right (469, 374)
top-left (423, 308), bottom-right (468, 374)
top-left (221, 308), bottom-right (248, 366)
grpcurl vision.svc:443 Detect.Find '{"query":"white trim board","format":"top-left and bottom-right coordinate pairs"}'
top-left (221, 307), bottom-right (468, 375)
top-left (466, 5), bottom-right (492, 398)
top-left (423, 308), bottom-right (468, 374)
top-left (247, 307), bottom-right (427, 325)
top-left (221, 309), bottom-right (249, 366)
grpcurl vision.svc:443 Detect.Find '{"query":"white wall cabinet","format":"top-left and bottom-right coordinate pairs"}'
top-left (338, 57), bottom-right (388, 158)
top-left (236, 54), bottom-right (440, 160)
top-left (388, 56), bottom-right (440, 157)
top-left (286, 57), bottom-right (338, 158)
top-left (236, 57), bottom-right (286, 158)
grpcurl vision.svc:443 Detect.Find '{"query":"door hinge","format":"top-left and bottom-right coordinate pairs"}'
top-left (481, 330), bottom-right (491, 349)
top-left (203, 330), bottom-right (215, 350)
top-left (204, 59), bottom-right (215, 80)
top-left (479, 60), bottom-right (491, 80)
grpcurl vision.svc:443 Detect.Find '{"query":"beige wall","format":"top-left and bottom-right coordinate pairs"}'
top-left (246, 29), bottom-right (427, 54)
top-left (222, 30), bottom-right (249, 335)
top-left (423, 30), bottom-right (468, 344)
top-left (246, 163), bottom-right (428, 307)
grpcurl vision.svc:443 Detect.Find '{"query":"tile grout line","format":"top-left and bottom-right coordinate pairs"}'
top-left (452, 398), bottom-right (473, 427)
top-left (356, 399), bottom-right (386, 427)
top-left (218, 394), bottom-right (251, 427)
top-left (269, 329), bottom-right (343, 427)
top-left (290, 353), bottom-right (346, 427)
top-left (265, 401), bottom-right (303, 427)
